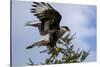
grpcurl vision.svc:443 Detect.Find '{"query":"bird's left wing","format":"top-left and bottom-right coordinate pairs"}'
top-left (30, 2), bottom-right (62, 35)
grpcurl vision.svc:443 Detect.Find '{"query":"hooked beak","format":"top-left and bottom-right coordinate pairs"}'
top-left (67, 28), bottom-right (70, 31)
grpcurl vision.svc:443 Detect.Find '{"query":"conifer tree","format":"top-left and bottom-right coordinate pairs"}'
top-left (27, 33), bottom-right (90, 65)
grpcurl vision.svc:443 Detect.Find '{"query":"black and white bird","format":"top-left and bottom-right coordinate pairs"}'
top-left (26, 2), bottom-right (70, 49)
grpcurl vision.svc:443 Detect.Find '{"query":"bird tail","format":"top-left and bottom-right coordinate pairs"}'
top-left (26, 41), bottom-right (43, 49)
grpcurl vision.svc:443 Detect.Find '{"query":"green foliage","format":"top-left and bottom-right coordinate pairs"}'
top-left (27, 33), bottom-right (90, 65)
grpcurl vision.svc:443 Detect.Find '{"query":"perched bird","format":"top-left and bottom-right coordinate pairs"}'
top-left (26, 2), bottom-right (70, 49)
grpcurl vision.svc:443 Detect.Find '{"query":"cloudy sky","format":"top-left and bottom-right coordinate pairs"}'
top-left (11, 1), bottom-right (96, 66)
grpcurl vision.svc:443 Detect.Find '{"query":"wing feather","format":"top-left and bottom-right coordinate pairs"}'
top-left (30, 2), bottom-right (62, 35)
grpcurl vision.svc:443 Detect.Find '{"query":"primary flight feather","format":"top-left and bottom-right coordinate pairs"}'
top-left (30, 2), bottom-right (62, 35)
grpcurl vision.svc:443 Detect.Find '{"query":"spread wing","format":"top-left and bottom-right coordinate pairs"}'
top-left (30, 2), bottom-right (62, 35)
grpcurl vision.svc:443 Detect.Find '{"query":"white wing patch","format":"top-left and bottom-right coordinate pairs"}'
top-left (39, 33), bottom-right (50, 42)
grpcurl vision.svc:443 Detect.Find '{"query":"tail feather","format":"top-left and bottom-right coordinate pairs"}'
top-left (26, 41), bottom-right (42, 49)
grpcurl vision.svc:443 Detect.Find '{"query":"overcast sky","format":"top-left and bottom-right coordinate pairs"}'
top-left (11, 1), bottom-right (96, 66)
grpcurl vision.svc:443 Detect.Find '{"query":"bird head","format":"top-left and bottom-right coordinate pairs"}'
top-left (61, 26), bottom-right (70, 32)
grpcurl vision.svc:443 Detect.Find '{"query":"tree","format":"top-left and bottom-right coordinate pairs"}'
top-left (27, 33), bottom-right (90, 65)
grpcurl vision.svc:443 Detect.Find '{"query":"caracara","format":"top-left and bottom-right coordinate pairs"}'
top-left (26, 2), bottom-right (70, 49)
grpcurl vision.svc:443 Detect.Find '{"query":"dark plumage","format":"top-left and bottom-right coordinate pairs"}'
top-left (30, 2), bottom-right (62, 35)
top-left (26, 2), bottom-right (70, 49)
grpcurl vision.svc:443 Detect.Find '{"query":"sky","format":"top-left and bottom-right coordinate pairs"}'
top-left (11, 1), bottom-right (96, 66)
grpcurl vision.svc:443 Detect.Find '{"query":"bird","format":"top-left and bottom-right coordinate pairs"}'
top-left (26, 2), bottom-right (70, 49)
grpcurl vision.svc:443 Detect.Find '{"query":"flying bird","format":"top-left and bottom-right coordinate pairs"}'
top-left (26, 2), bottom-right (70, 49)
